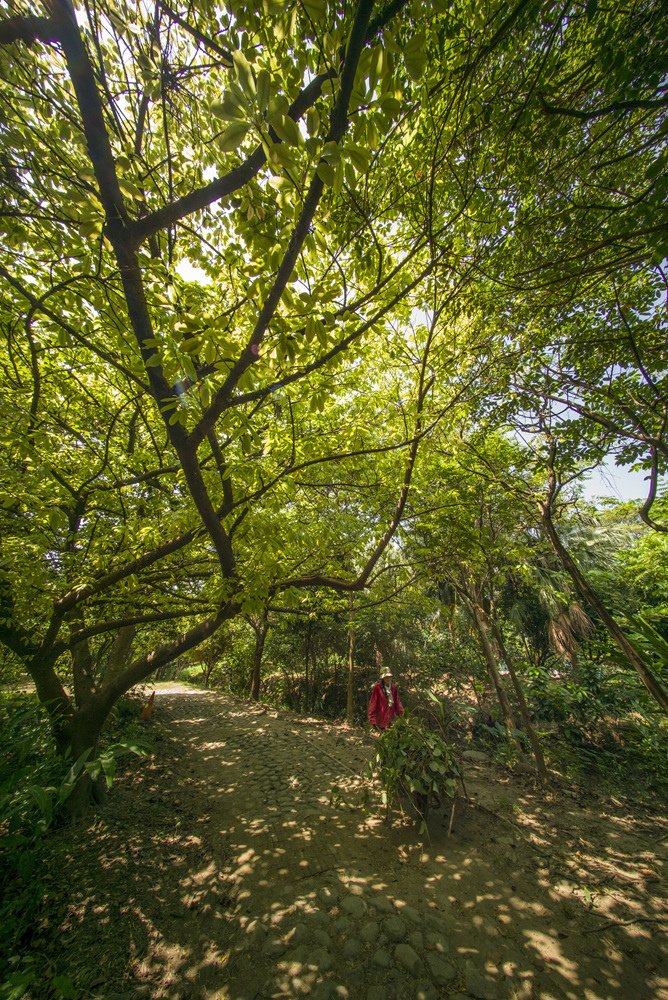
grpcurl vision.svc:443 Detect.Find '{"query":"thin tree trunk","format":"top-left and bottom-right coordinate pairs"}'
top-left (491, 620), bottom-right (548, 782)
top-left (249, 610), bottom-right (269, 701)
top-left (469, 602), bottom-right (518, 738)
top-left (346, 596), bottom-right (355, 725)
top-left (304, 618), bottom-right (311, 713)
top-left (542, 507), bottom-right (668, 713)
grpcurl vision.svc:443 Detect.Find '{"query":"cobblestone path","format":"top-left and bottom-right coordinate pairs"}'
top-left (148, 689), bottom-right (666, 1000)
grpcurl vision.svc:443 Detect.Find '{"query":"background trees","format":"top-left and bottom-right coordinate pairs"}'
top-left (1, 0), bottom-right (666, 784)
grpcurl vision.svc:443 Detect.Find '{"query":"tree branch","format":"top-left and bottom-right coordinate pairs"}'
top-left (184, 0), bottom-right (377, 446)
top-left (98, 604), bottom-right (237, 710)
top-left (128, 72), bottom-right (334, 247)
top-left (538, 93), bottom-right (668, 122)
top-left (58, 606), bottom-right (218, 651)
top-left (129, 0), bottom-right (410, 246)
top-left (55, 525), bottom-right (201, 614)
top-left (277, 302), bottom-right (440, 593)
top-left (158, 1), bottom-right (233, 63)
top-left (189, 244), bottom-right (439, 447)
top-left (0, 15), bottom-right (59, 47)
top-left (638, 440), bottom-right (668, 534)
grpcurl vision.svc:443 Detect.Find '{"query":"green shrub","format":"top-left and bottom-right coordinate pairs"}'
top-left (0, 691), bottom-right (149, 992)
top-left (372, 713), bottom-right (462, 830)
top-left (177, 663), bottom-right (206, 684)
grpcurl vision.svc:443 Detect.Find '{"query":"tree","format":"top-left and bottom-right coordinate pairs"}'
top-left (538, 435), bottom-right (668, 712)
top-left (409, 431), bottom-right (550, 777)
top-left (499, 268), bottom-right (668, 532)
top-left (1, 0), bottom-right (666, 798)
top-left (1, 0), bottom-right (441, 790)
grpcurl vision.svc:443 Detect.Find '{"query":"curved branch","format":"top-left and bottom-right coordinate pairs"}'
top-left (277, 302), bottom-right (440, 593)
top-left (639, 443), bottom-right (668, 533)
top-left (158, 1), bottom-right (233, 63)
top-left (538, 93), bottom-right (668, 122)
top-left (189, 243), bottom-right (440, 446)
top-left (0, 264), bottom-right (150, 393)
top-left (129, 0), bottom-right (410, 246)
top-left (56, 524), bottom-right (202, 614)
top-left (58, 606), bottom-right (217, 652)
top-left (98, 604), bottom-right (237, 710)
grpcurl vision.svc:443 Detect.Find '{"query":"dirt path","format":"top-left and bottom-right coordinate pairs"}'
top-left (42, 686), bottom-right (667, 1000)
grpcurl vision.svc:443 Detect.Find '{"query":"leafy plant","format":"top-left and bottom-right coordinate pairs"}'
top-left (0, 692), bottom-right (149, 993)
top-left (371, 713), bottom-right (462, 830)
top-left (618, 615), bottom-right (668, 678)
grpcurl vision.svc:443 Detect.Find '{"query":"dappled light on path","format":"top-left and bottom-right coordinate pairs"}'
top-left (45, 688), bottom-right (667, 999)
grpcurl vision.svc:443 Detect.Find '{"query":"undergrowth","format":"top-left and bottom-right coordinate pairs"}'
top-left (0, 689), bottom-right (154, 999)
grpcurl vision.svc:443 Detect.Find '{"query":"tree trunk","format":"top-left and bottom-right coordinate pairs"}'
top-left (346, 599), bottom-right (355, 725)
top-left (202, 658), bottom-right (215, 688)
top-left (249, 610), bottom-right (268, 701)
top-left (57, 703), bottom-right (109, 820)
top-left (491, 620), bottom-right (548, 782)
top-left (542, 507), bottom-right (668, 714)
top-left (67, 608), bottom-right (98, 710)
top-left (28, 652), bottom-right (73, 754)
top-left (26, 648), bottom-right (103, 816)
top-left (304, 618), bottom-right (311, 713)
top-left (102, 624), bottom-right (136, 684)
top-left (469, 602), bottom-right (518, 738)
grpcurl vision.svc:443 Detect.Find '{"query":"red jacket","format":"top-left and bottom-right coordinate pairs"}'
top-left (368, 682), bottom-right (404, 730)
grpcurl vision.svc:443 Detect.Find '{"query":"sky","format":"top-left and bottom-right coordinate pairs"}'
top-left (582, 460), bottom-right (662, 504)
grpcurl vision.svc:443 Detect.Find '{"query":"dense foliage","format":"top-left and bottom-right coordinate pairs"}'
top-left (0, 0), bottom-right (666, 807)
top-left (0, 689), bottom-right (150, 995)
top-left (372, 711), bottom-right (463, 829)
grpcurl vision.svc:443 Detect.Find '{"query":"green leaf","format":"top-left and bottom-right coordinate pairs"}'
top-left (233, 50), bottom-right (256, 99)
top-left (256, 68), bottom-right (271, 114)
top-left (79, 220), bottom-right (102, 238)
top-left (27, 785), bottom-right (52, 818)
top-left (379, 94), bottom-right (402, 117)
top-left (268, 143), bottom-right (299, 170)
top-left (53, 976), bottom-right (78, 999)
top-left (303, 0), bottom-right (327, 21)
top-left (268, 175), bottom-right (293, 191)
top-left (271, 114), bottom-right (302, 146)
top-left (321, 140), bottom-right (341, 165)
top-left (316, 161), bottom-right (336, 186)
top-left (118, 176), bottom-right (144, 200)
top-left (210, 91), bottom-right (246, 121)
top-left (306, 107), bottom-right (320, 136)
top-left (218, 121), bottom-right (251, 152)
top-left (404, 31), bottom-right (427, 80)
top-left (346, 144), bottom-right (371, 172)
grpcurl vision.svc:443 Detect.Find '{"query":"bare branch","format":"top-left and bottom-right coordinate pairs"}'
top-left (538, 93), bottom-right (668, 122)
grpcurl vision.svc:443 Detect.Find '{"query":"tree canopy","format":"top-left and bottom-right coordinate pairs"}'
top-left (0, 0), bottom-right (666, 769)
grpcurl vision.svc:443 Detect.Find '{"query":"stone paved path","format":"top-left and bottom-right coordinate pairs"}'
top-left (145, 688), bottom-right (666, 1000)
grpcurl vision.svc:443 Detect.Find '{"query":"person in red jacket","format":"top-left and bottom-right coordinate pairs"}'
top-left (368, 670), bottom-right (404, 731)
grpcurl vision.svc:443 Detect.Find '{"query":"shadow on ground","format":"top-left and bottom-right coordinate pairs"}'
top-left (35, 688), bottom-right (667, 1000)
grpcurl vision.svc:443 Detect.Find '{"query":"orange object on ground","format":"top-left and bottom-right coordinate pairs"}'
top-left (139, 690), bottom-right (155, 721)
